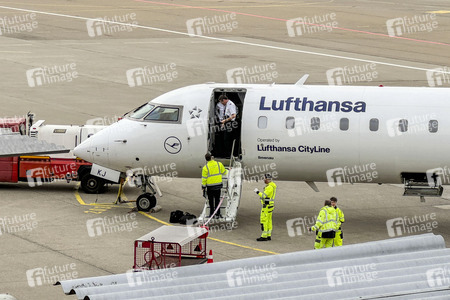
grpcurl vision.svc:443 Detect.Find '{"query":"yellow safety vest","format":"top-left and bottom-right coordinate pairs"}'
top-left (312, 206), bottom-right (338, 233)
top-left (258, 181), bottom-right (277, 204)
top-left (335, 207), bottom-right (345, 228)
top-left (202, 160), bottom-right (227, 188)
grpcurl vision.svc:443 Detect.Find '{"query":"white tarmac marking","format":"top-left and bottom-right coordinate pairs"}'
top-left (0, 5), bottom-right (449, 74)
top-left (0, 51), bottom-right (31, 53)
top-left (57, 42), bottom-right (102, 45)
top-left (434, 205), bottom-right (450, 210)
top-left (124, 41), bottom-right (169, 44)
top-left (0, 43), bottom-right (33, 46)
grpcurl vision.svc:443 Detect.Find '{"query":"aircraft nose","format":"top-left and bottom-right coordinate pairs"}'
top-left (74, 127), bottom-right (110, 166)
top-left (74, 138), bottom-right (93, 162)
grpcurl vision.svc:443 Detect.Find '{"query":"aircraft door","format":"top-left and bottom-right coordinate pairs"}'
top-left (208, 88), bottom-right (246, 159)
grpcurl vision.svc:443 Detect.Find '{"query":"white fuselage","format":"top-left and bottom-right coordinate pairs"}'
top-left (73, 83), bottom-right (450, 185)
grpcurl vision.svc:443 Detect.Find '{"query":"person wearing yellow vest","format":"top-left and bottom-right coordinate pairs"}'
top-left (330, 197), bottom-right (345, 246)
top-left (254, 174), bottom-right (277, 241)
top-left (202, 153), bottom-right (228, 218)
top-left (308, 200), bottom-right (338, 249)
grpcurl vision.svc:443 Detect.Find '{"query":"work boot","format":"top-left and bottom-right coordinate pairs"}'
top-left (267, 237), bottom-right (271, 241)
top-left (256, 237), bottom-right (269, 241)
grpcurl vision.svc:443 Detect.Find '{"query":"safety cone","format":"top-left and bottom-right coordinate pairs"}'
top-left (207, 249), bottom-right (214, 263)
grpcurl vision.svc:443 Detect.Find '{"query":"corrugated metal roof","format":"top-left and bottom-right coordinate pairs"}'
top-left (57, 233), bottom-right (450, 299)
top-left (0, 134), bottom-right (69, 157)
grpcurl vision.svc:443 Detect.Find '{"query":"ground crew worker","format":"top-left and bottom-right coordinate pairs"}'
top-left (202, 153), bottom-right (228, 218)
top-left (308, 200), bottom-right (338, 249)
top-left (330, 197), bottom-right (345, 246)
top-left (254, 174), bottom-right (277, 241)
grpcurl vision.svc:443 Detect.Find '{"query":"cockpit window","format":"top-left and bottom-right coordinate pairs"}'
top-left (144, 107), bottom-right (179, 121)
top-left (129, 103), bottom-right (155, 119)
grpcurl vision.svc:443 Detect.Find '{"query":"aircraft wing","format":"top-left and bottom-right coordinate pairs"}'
top-left (0, 134), bottom-right (70, 157)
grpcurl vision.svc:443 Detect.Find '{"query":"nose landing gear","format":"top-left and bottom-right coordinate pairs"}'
top-left (131, 174), bottom-right (161, 212)
top-left (137, 193), bottom-right (157, 212)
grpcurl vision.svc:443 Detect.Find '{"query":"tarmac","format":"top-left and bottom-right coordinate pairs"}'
top-left (0, 0), bottom-right (449, 299)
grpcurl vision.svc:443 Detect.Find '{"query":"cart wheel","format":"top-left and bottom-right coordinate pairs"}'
top-left (137, 193), bottom-right (157, 212)
top-left (144, 250), bottom-right (163, 268)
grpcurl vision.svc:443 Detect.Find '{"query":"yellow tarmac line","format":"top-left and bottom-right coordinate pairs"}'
top-left (139, 211), bottom-right (172, 226)
top-left (74, 184), bottom-right (133, 208)
top-left (427, 10), bottom-right (450, 14)
top-left (207, 237), bottom-right (279, 255)
top-left (139, 211), bottom-right (279, 255)
top-left (74, 186), bottom-right (87, 205)
top-left (75, 186), bottom-right (279, 255)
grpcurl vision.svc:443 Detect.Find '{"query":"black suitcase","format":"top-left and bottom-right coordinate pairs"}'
top-left (170, 210), bottom-right (184, 223)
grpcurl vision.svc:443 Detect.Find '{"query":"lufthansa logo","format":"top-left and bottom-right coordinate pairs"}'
top-left (164, 136), bottom-right (182, 154)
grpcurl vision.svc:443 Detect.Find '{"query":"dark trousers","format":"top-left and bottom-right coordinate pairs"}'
top-left (207, 188), bottom-right (221, 216)
top-left (215, 130), bottom-right (225, 157)
top-left (223, 124), bottom-right (236, 158)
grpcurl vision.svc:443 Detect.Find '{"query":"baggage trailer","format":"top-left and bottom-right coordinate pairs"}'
top-left (133, 225), bottom-right (208, 270)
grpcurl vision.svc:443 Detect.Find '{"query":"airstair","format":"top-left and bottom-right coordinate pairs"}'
top-left (197, 157), bottom-right (243, 224)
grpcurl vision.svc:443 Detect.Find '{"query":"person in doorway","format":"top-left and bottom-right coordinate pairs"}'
top-left (218, 95), bottom-right (237, 158)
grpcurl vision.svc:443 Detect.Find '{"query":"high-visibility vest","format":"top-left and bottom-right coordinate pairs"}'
top-left (202, 160), bottom-right (227, 188)
top-left (258, 181), bottom-right (277, 204)
top-left (335, 207), bottom-right (345, 228)
top-left (312, 206), bottom-right (338, 233)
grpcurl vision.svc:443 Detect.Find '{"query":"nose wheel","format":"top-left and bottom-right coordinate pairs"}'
top-left (131, 174), bottom-right (161, 212)
top-left (136, 193), bottom-right (157, 212)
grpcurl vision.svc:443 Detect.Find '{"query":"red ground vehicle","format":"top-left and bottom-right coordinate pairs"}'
top-left (0, 113), bottom-right (110, 193)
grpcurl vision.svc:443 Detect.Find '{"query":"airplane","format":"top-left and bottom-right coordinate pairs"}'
top-left (73, 75), bottom-right (450, 220)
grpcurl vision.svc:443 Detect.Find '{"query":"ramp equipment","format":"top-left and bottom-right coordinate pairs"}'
top-left (197, 156), bottom-right (243, 224)
top-left (133, 225), bottom-right (208, 270)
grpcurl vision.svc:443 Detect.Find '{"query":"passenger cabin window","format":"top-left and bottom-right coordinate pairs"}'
top-left (369, 118), bottom-right (379, 131)
top-left (258, 116), bottom-right (268, 129)
top-left (129, 103), bottom-right (155, 119)
top-left (340, 118), bottom-right (349, 131)
top-left (399, 119), bottom-right (408, 132)
top-left (311, 117), bottom-right (320, 130)
top-left (145, 107), bottom-right (179, 121)
top-left (286, 117), bottom-right (295, 129)
top-left (429, 120), bottom-right (438, 133)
